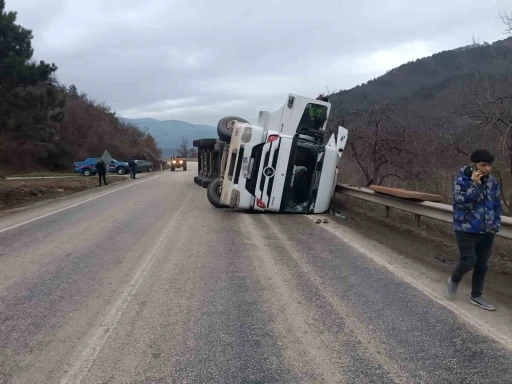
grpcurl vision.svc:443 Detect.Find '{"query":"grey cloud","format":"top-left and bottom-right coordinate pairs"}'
top-left (10, 0), bottom-right (511, 126)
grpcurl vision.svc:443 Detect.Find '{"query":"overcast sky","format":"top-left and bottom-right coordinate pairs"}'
top-left (11, 0), bottom-right (511, 126)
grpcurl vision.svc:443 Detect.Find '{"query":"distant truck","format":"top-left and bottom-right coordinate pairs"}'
top-left (73, 158), bottom-right (130, 176)
top-left (193, 94), bottom-right (348, 213)
top-left (170, 156), bottom-right (187, 172)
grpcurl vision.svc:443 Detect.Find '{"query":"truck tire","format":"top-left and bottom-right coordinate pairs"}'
top-left (83, 169), bottom-right (92, 176)
top-left (207, 177), bottom-right (227, 208)
top-left (201, 178), bottom-right (212, 188)
top-left (117, 167), bottom-right (126, 175)
top-left (199, 138), bottom-right (217, 148)
top-left (217, 116), bottom-right (248, 142)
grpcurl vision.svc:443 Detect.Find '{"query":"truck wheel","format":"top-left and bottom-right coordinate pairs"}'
top-left (83, 169), bottom-right (92, 176)
top-left (207, 177), bottom-right (227, 208)
top-left (217, 116), bottom-right (248, 142)
top-left (199, 138), bottom-right (217, 148)
top-left (201, 178), bottom-right (212, 188)
top-left (117, 167), bottom-right (125, 175)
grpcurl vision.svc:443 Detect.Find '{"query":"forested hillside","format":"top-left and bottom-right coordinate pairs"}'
top-left (331, 38), bottom-right (512, 109)
top-left (0, 0), bottom-right (161, 173)
top-left (328, 16), bottom-right (512, 212)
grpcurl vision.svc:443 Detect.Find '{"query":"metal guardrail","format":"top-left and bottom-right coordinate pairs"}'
top-left (335, 184), bottom-right (512, 240)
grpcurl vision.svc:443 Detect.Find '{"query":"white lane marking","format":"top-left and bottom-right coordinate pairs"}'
top-left (59, 192), bottom-right (193, 384)
top-left (306, 215), bottom-right (512, 351)
top-left (0, 175), bottom-right (161, 234)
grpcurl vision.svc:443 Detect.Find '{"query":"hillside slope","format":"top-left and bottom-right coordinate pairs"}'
top-left (329, 37), bottom-right (512, 110)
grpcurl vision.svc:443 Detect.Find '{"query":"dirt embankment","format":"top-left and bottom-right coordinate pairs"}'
top-left (0, 176), bottom-right (127, 212)
top-left (330, 196), bottom-right (512, 279)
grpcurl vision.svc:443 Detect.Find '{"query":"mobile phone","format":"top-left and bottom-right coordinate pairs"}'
top-left (464, 165), bottom-right (475, 178)
top-left (465, 164), bottom-right (488, 183)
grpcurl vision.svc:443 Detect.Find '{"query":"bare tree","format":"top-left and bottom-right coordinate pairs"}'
top-left (188, 147), bottom-right (198, 158)
top-left (337, 104), bottom-right (427, 186)
top-left (500, 11), bottom-right (512, 36)
top-left (178, 137), bottom-right (189, 158)
top-left (457, 77), bottom-right (512, 210)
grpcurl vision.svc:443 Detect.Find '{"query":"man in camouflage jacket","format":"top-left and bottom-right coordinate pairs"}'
top-left (446, 150), bottom-right (502, 311)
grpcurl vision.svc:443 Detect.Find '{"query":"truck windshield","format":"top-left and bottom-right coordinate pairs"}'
top-left (298, 103), bottom-right (328, 132)
top-left (281, 139), bottom-right (324, 213)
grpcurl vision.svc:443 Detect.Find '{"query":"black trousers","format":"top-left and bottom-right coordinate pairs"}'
top-left (98, 172), bottom-right (107, 186)
top-left (451, 231), bottom-right (495, 297)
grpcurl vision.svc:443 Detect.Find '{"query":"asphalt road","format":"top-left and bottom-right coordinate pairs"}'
top-left (1, 165), bottom-right (511, 383)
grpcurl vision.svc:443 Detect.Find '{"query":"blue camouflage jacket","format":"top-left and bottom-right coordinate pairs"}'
top-left (453, 166), bottom-right (502, 234)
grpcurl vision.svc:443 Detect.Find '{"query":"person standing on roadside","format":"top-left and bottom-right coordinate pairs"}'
top-left (128, 158), bottom-right (137, 179)
top-left (445, 150), bottom-right (502, 311)
top-left (95, 159), bottom-right (108, 187)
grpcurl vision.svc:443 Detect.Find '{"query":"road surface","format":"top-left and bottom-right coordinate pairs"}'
top-left (1, 165), bottom-right (511, 383)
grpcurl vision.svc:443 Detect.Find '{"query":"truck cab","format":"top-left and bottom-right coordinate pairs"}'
top-left (215, 94), bottom-right (348, 213)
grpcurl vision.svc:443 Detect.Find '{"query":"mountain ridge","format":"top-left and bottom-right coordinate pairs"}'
top-left (121, 118), bottom-right (217, 156)
top-left (329, 37), bottom-right (512, 110)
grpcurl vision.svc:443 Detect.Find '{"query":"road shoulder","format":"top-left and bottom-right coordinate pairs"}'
top-left (313, 202), bottom-right (512, 351)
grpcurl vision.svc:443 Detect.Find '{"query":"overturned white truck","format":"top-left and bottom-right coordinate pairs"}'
top-left (192, 94), bottom-right (348, 213)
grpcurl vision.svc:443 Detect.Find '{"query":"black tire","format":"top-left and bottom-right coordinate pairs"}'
top-left (148, 167), bottom-right (153, 173)
top-left (207, 177), bottom-right (228, 208)
top-left (83, 168), bottom-right (92, 176)
top-left (199, 138), bottom-right (217, 148)
top-left (217, 116), bottom-right (249, 142)
top-left (117, 167), bottom-right (126, 175)
top-left (201, 178), bottom-right (212, 188)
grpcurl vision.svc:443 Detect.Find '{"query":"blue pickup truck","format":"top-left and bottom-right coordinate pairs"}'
top-left (73, 158), bottom-right (130, 176)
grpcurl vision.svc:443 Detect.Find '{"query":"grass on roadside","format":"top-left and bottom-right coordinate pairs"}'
top-left (0, 175), bottom-right (129, 212)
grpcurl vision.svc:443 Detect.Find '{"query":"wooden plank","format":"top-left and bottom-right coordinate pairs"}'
top-left (368, 185), bottom-right (444, 202)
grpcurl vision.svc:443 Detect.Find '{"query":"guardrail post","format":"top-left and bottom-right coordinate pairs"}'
top-left (385, 206), bottom-right (390, 217)
top-left (415, 214), bottom-right (421, 227)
